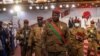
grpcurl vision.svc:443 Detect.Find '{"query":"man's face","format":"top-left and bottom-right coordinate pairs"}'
top-left (2, 23), bottom-right (7, 28)
top-left (91, 24), bottom-right (95, 27)
top-left (52, 13), bottom-right (60, 22)
top-left (38, 19), bottom-right (43, 27)
top-left (24, 23), bottom-right (28, 27)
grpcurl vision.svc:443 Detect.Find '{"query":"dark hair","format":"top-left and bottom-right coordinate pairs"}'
top-left (24, 19), bottom-right (29, 24)
top-left (37, 17), bottom-right (43, 20)
top-left (0, 21), bottom-right (2, 27)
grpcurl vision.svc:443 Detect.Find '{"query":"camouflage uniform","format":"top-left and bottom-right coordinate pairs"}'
top-left (87, 27), bottom-right (98, 56)
top-left (69, 27), bottom-right (86, 56)
top-left (29, 25), bottom-right (45, 56)
top-left (16, 27), bottom-right (31, 56)
top-left (41, 7), bottom-right (70, 56)
top-left (42, 21), bottom-right (69, 56)
top-left (16, 20), bottom-right (31, 56)
top-left (97, 31), bottom-right (100, 53)
top-left (68, 18), bottom-right (87, 56)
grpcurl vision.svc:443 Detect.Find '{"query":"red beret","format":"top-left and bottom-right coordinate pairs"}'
top-left (37, 16), bottom-right (43, 20)
top-left (74, 18), bottom-right (80, 23)
top-left (91, 20), bottom-right (95, 24)
top-left (24, 19), bottom-right (29, 24)
top-left (53, 7), bottom-right (61, 14)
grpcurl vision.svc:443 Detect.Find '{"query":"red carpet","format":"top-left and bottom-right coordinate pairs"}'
top-left (13, 42), bottom-right (100, 56)
top-left (13, 46), bottom-right (21, 56)
top-left (13, 45), bottom-right (35, 56)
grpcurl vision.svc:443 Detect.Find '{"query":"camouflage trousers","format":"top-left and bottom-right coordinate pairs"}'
top-left (21, 45), bottom-right (28, 56)
top-left (87, 40), bottom-right (97, 56)
top-left (35, 46), bottom-right (43, 56)
top-left (48, 52), bottom-right (67, 56)
top-left (67, 42), bottom-right (83, 56)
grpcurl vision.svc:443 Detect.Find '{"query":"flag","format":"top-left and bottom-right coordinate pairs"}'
top-left (82, 11), bottom-right (91, 20)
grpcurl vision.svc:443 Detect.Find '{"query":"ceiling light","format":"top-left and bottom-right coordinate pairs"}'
top-left (66, 4), bottom-right (69, 8)
top-left (3, 8), bottom-right (6, 11)
top-left (36, 6), bottom-right (40, 9)
top-left (72, 4), bottom-right (76, 8)
top-left (10, 9), bottom-right (14, 14)
top-left (44, 6), bottom-right (48, 9)
top-left (15, 1), bottom-right (19, 4)
top-left (59, 5), bottom-right (63, 8)
top-left (14, 5), bottom-right (22, 12)
top-left (50, 5), bottom-right (55, 9)
top-left (29, 6), bottom-right (32, 10)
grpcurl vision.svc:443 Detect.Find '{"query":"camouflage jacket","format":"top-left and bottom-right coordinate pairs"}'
top-left (42, 21), bottom-right (70, 52)
top-left (69, 27), bottom-right (86, 47)
top-left (16, 27), bottom-right (31, 45)
top-left (28, 25), bottom-right (45, 48)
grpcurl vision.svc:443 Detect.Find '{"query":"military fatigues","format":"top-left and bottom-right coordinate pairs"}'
top-left (42, 21), bottom-right (69, 56)
top-left (87, 27), bottom-right (98, 56)
top-left (97, 31), bottom-right (100, 53)
top-left (29, 25), bottom-right (45, 56)
top-left (69, 27), bottom-right (86, 56)
top-left (16, 27), bottom-right (31, 56)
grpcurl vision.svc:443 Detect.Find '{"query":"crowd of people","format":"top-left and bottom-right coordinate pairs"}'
top-left (0, 7), bottom-right (100, 56)
top-left (0, 21), bottom-right (15, 56)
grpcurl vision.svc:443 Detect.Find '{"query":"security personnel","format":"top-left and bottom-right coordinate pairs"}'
top-left (0, 21), bottom-right (7, 56)
top-left (0, 21), bottom-right (10, 56)
top-left (8, 22), bottom-right (15, 55)
top-left (69, 18), bottom-right (86, 56)
top-left (28, 16), bottom-right (45, 56)
top-left (42, 7), bottom-right (70, 56)
top-left (16, 19), bottom-right (31, 56)
top-left (97, 30), bottom-right (100, 55)
top-left (87, 20), bottom-right (98, 56)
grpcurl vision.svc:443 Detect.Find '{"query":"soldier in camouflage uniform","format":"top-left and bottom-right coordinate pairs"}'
top-left (97, 29), bottom-right (100, 54)
top-left (69, 18), bottom-right (86, 56)
top-left (42, 7), bottom-right (70, 56)
top-left (87, 20), bottom-right (98, 56)
top-left (16, 19), bottom-right (31, 56)
top-left (28, 17), bottom-right (45, 56)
